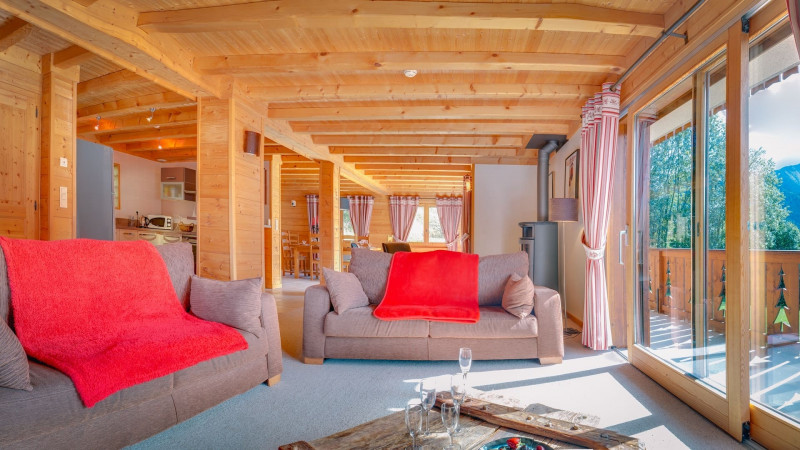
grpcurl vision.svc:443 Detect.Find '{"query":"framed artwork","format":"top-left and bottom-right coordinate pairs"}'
top-left (564, 150), bottom-right (579, 199)
top-left (113, 163), bottom-right (120, 210)
top-left (548, 171), bottom-right (554, 199)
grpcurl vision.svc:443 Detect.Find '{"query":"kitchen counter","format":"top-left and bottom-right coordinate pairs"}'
top-left (115, 224), bottom-right (196, 238)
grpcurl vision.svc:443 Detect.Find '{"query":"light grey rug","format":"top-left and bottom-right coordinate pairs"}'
top-left (129, 333), bottom-right (746, 449)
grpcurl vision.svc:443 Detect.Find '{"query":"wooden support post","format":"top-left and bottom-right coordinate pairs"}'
top-left (318, 161), bottom-right (341, 272)
top-left (196, 95), bottom-right (265, 281)
top-left (724, 21), bottom-right (750, 441)
top-left (41, 54), bottom-right (79, 240)
top-left (264, 154), bottom-right (282, 289)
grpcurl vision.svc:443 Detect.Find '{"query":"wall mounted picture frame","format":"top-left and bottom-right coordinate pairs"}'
top-left (565, 150), bottom-right (579, 199)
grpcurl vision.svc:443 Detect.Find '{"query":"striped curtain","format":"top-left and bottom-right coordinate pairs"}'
top-left (790, 0), bottom-right (800, 59)
top-left (463, 175), bottom-right (472, 253)
top-left (436, 196), bottom-right (463, 251)
top-left (580, 82), bottom-right (621, 351)
top-left (389, 196), bottom-right (419, 242)
top-left (305, 194), bottom-right (319, 234)
top-left (348, 195), bottom-right (374, 237)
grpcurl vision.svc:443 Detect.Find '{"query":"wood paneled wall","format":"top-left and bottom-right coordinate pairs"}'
top-left (264, 155), bottom-right (282, 288)
top-left (40, 55), bottom-right (79, 241)
top-left (196, 95), bottom-right (264, 281)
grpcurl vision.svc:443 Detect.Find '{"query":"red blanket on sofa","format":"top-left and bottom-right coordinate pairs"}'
top-left (0, 237), bottom-right (247, 408)
top-left (373, 250), bottom-right (479, 323)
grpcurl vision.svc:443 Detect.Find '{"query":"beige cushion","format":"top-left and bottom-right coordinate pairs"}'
top-left (478, 252), bottom-right (529, 306)
top-left (502, 273), bottom-right (535, 318)
top-left (322, 267), bottom-right (370, 314)
top-left (190, 276), bottom-right (263, 335)
top-left (429, 307), bottom-right (538, 338)
top-left (324, 305), bottom-right (429, 338)
top-left (348, 248), bottom-right (393, 304)
top-left (0, 319), bottom-right (31, 391)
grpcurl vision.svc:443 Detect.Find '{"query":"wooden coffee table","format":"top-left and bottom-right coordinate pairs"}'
top-left (280, 396), bottom-right (641, 450)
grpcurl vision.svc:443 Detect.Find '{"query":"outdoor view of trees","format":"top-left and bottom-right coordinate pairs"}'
top-left (649, 113), bottom-right (800, 250)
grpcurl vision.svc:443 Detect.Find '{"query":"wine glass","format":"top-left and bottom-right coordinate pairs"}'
top-left (405, 401), bottom-right (423, 449)
top-left (440, 402), bottom-right (460, 450)
top-left (450, 374), bottom-right (467, 433)
top-left (418, 378), bottom-right (436, 435)
top-left (458, 347), bottom-right (472, 379)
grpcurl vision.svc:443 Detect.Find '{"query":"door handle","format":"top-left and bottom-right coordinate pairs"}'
top-left (619, 227), bottom-right (628, 265)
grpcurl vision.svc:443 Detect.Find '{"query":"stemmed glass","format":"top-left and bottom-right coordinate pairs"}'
top-left (405, 401), bottom-right (423, 449)
top-left (450, 374), bottom-right (467, 433)
top-left (418, 378), bottom-right (436, 435)
top-left (458, 347), bottom-right (472, 380)
top-left (440, 402), bottom-right (460, 450)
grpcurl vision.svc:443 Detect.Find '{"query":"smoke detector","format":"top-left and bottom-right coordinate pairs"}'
top-left (403, 69), bottom-right (418, 78)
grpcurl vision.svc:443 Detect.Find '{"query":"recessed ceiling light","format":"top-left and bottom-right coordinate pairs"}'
top-left (154, 125), bottom-right (161, 129)
top-left (156, 158), bottom-right (167, 162)
top-left (403, 69), bottom-right (418, 78)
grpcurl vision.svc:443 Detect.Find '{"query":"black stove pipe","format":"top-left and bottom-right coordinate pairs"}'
top-left (537, 140), bottom-right (561, 221)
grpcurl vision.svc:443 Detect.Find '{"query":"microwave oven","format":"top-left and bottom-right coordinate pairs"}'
top-left (145, 215), bottom-right (173, 230)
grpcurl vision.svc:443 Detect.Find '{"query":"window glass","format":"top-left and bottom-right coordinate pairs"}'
top-left (342, 210), bottom-right (355, 236)
top-left (429, 207), bottom-right (445, 243)
top-left (407, 207), bottom-right (424, 242)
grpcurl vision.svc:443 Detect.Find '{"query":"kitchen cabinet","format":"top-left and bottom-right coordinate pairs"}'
top-left (161, 167), bottom-right (196, 201)
top-left (116, 229), bottom-right (138, 241)
top-left (115, 229), bottom-right (187, 246)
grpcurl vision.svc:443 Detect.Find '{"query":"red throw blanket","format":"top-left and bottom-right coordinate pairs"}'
top-left (374, 250), bottom-right (479, 323)
top-left (0, 237), bottom-right (247, 408)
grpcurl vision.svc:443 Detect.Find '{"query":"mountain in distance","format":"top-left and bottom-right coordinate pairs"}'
top-left (777, 163), bottom-right (800, 229)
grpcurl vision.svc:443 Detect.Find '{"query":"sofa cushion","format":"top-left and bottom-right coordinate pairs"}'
top-left (429, 306), bottom-right (538, 338)
top-left (324, 305), bottom-right (429, 338)
top-left (0, 361), bottom-right (173, 445)
top-left (157, 242), bottom-right (195, 310)
top-left (190, 276), bottom-right (263, 335)
top-left (502, 273), bottom-right (535, 318)
top-left (322, 267), bottom-right (369, 314)
top-left (173, 328), bottom-right (267, 388)
top-left (0, 319), bottom-right (31, 391)
top-left (478, 252), bottom-right (529, 306)
top-left (348, 248), bottom-right (393, 304)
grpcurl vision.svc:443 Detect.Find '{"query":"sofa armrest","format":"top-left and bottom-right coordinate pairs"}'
top-left (302, 285), bottom-right (333, 363)
top-left (533, 286), bottom-right (564, 364)
top-left (260, 292), bottom-right (283, 381)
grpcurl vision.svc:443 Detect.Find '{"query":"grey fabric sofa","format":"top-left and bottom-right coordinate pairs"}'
top-left (303, 249), bottom-right (564, 365)
top-left (0, 242), bottom-right (283, 449)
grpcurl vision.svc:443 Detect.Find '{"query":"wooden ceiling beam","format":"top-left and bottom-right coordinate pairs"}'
top-left (270, 104), bottom-right (580, 121)
top-left (251, 83), bottom-right (599, 102)
top-left (77, 91), bottom-right (195, 121)
top-left (0, 17), bottom-right (32, 52)
top-left (290, 120), bottom-right (570, 135)
top-left (97, 124), bottom-right (197, 145)
top-left (263, 148), bottom-right (298, 155)
top-left (313, 135), bottom-right (523, 147)
top-left (279, 155), bottom-right (315, 162)
top-left (364, 170), bottom-right (469, 177)
top-left (118, 138), bottom-right (197, 152)
top-left (77, 70), bottom-right (151, 96)
top-left (347, 156), bottom-right (490, 165)
top-left (330, 146), bottom-right (519, 157)
top-left (53, 45), bottom-right (95, 69)
top-left (195, 51), bottom-right (626, 75)
top-left (124, 148), bottom-right (197, 162)
top-left (77, 108), bottom-right (197, 135)
top-left (372, 174), bottom-right (466, 180)
top-left (0, 0), bottom-right (221, 98)
top-left (358, 163), bottom-right (472, 171)
top-left (138, 1), bottom-right (663, 38)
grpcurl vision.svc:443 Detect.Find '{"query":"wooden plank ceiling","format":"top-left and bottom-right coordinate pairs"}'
top-left (0, 0), bottom-right (682, 196)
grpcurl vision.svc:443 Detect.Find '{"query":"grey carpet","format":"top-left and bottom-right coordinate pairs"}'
top-left (129, 334), bottom-right (746, 449)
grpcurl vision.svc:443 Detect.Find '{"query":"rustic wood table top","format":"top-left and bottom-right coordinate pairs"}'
top-left (280, 395), bottom-right (641, 450)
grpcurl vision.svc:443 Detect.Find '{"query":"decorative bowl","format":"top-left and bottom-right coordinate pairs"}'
top-left (178, 223), bottom-right (194, 232)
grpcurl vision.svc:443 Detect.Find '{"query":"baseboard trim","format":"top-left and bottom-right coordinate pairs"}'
top-left (566, 311), bottom-right (583, 327)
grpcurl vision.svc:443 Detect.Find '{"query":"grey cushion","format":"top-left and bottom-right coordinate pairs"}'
top-left (156, 242), bottom-right (195, 310)
top-left (502, 273), bottom-right (535, 318)
top-left (478, 252), bottom-right (529, 306)
top-left (322, 267), bottom-right (369, 314)
top-left (190, 276), bottom-right (263, 335)
top-left (324, 306), bottom-right (429, 338)
top-left (0, 319), bottom-right (31, 391)
top-left (0, 246), bottom-right (9, 323)
top-left (348, 248), bottom-right (393, 304)
top-left (429, 307), bottom-right (538, 338)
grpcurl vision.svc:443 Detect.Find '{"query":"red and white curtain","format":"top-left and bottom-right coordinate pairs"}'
top-left (348, 195), bottom-right (374, 238)
top-left (436, 196), bottom-right (463, 251)
top-left (463, 175), bottom-right (473, 253)
top-left (306, 194), bottom-right (319, 234)
top-left (389, 196), bottom-right (419, 242)
top-left (789, 1), bottom-right (800, 59)
top-left (580, 82), bottom-right (621, 350)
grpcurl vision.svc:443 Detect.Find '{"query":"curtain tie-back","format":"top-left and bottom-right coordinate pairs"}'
top-left (581, 233), bottom-right (605, 260)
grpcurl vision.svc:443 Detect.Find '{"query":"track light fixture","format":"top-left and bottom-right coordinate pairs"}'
top-left (94, 115), bottom-right (101, 131)
top-left (146, 107), bottom-right (155, 123)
